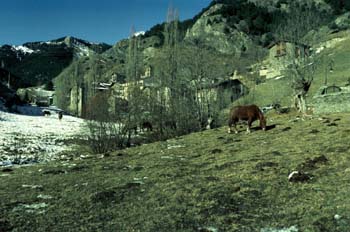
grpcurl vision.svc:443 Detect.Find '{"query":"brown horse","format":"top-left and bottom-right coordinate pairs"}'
top-left (58, 111), bottom-right (63, 120)
top-left (228, 105), bottom-right (266, 134)
top-left (141, 121), bottom-right (153, 132)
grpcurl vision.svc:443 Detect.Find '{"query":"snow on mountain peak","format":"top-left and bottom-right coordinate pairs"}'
top-left (133, 31), bottom-right (145, 37)
top-left (11, 45), bottom-right (36, 54)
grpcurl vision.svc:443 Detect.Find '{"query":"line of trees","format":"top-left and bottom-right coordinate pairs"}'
top-left (82, 6), bottom-right (247, 151)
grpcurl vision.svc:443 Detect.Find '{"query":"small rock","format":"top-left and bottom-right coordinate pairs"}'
top-left (37, 194), bottom-right (53, 200)
top-left (256, 161), bottom-right (278, 171)
top-left (261, 225), bottom-right (298, 232)
top-left (198, 226), bottom-right (218, 232)
top-left (211, 148), bottom-right (222, 154)
top-left (161, 156), bottom-right (173, 159)
top-left (22, 184), bottom-right (44, 190)
top-left (12, 203), bottom-right (49, 213)
top-left (167, 145), bottom-right (185, 149)
top-left (122, 165), bottom-right (133, 170)
top-left (288, 171), bottom-right (311, 182)
top-left (334, 214), bottom-right (341, 220)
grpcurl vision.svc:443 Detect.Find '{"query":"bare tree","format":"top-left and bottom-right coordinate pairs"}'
top-left (85, 92), bottom-right (127, 153)
top-left (275, 2), bottom-right (328, 115)
top-left (123, 26), bottom-right (147, 145)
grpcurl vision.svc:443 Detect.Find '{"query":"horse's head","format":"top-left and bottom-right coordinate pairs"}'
top-left (259, 114), bottom-right (267, 131)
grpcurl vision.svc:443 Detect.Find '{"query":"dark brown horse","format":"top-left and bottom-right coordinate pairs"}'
top-left (228, 105), bottom-right (266, 134)
top-left (42, 110), bottom-right (51, 116)
top-left (58, 111), bottom-right (63, 120)
top-left (141, 121), bottom-right (153, 132)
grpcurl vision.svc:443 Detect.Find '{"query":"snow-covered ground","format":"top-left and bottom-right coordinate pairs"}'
top-left (0, 106), bottom-right (87, 166)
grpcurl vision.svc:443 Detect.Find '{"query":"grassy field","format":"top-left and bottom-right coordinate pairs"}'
top-left (1, 111), bottom-right (350, 232)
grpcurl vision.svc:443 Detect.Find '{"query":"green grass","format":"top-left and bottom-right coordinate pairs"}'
top-left (1, 112), bottom-right (350, 231)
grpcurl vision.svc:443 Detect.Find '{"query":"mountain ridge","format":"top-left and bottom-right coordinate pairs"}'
top-left (0, 36), bottom-right (112, 89)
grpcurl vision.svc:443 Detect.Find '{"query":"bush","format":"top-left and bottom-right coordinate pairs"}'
top-left (85, 120), bottom-right (125, 154)
top-left (85, 92), bottom-right (127, 153)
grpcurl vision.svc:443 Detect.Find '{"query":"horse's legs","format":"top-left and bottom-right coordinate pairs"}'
top-left (228, 124), bottom-right (234, 133)
top-left (233, 124), bottom-right (238, 134)
top-left (228, 120), bottom-right (238, 134)
top-left (246, 119), bottom-right (252, 134)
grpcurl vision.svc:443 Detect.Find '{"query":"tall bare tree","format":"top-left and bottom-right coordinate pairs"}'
top-left (275, 2), bottom-right (329, 114)
top-left (123, 26), bottom-right (146, 145)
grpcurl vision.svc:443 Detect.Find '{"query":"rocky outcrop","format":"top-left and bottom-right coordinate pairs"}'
top-left (185, 4), bottom-right (255, 55)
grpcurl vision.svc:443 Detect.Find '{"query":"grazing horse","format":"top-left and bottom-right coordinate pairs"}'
top-left (42, 110), bottom-right (51, 116)
top-left (141, 121), bottom-right (153, 132)
top-left (228, 105), bottom-right (266, 134)
top-left (58, 111), bottom-right (63, 120)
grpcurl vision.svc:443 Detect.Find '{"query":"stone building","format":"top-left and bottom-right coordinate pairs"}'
top-left (259, 41), bottom-right (311, 79)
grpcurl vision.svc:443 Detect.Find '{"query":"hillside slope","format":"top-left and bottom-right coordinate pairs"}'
top-left (1, 112), bottom-right (350, 231)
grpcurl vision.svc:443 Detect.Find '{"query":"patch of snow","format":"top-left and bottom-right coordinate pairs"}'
top-left (133, 31), bottom-right (145, 37)
top-left (0, 108), bottom-right (87, 166)
top-left (11, 45), bottom-right (36, 54)
top-left (44, 41), bottom-right (63, 45)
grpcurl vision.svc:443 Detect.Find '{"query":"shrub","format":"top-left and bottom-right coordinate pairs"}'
top-left (85, 92), bottom-right (127, 153)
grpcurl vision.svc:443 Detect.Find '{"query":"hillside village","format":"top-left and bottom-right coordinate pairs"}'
top-left (2, 0), bottom-right (350, 231)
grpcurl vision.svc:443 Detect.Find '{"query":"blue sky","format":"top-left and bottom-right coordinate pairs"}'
top-left (0, 0), bottom-right (212, 45)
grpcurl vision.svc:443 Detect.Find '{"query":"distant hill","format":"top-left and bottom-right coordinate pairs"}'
top-left (0, 36), bottom-right (111, 89)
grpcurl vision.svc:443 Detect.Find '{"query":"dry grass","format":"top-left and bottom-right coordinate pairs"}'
top-left (1, 112), bottom-right (350, 231)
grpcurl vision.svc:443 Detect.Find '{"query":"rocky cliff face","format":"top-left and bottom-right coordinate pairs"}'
top-left (185, 4), bottom-right (255, 55)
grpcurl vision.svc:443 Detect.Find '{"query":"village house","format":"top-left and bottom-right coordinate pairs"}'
top-left (17, 87), bottom-right (55, 107)
top-left (259, 40), bottom-right (311, 79)
top-left (67, 64), bottom-right (248, 117)
top-left (196, 78), bottom-right (248, 110)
